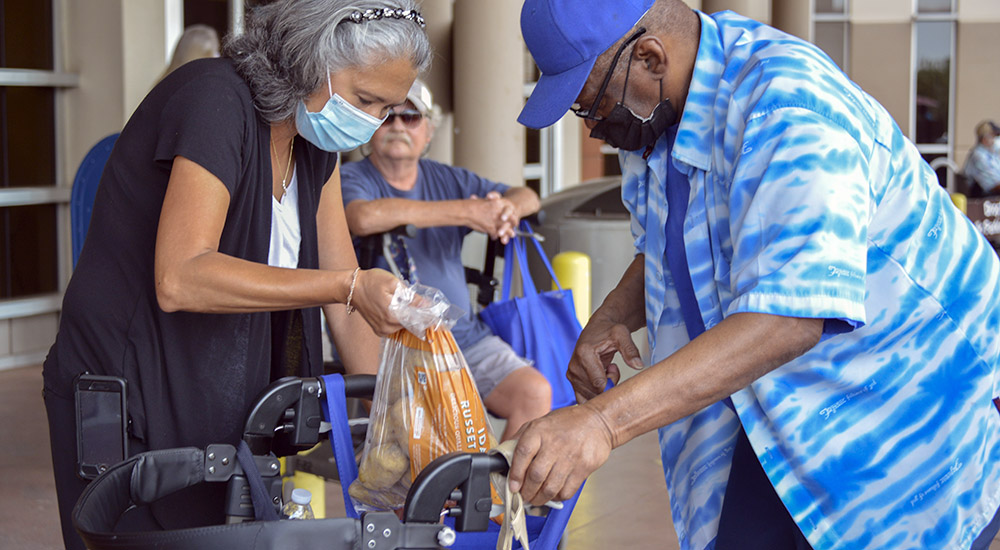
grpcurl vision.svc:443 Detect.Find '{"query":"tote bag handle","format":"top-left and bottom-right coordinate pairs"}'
top-left (501, 221), bottom-right (563, 301)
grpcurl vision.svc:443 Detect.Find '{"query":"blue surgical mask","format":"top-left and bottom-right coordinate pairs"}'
top-left (295, 75), bottom-right (385, 152)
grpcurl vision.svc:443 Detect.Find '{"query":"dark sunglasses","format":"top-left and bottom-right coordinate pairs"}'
top-left (382, 110), bottom-right (424, 128)
top-left (570, 27), bottom-right (647, 121)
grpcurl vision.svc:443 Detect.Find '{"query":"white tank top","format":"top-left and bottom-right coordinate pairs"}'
top-left (267, 167), bottom-right (301, 269)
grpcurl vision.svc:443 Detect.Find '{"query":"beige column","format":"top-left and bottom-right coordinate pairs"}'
top-left (702, 0), bottom-right (770, 24)
top-left (65, 0), bottom-right (173, 175)
top-left (452, 0), bottom-right (525, 186)
top-left (849, 22), bottom-right (911, 134)
top-left (121, 0), bottom-right (173, 120)
top-left (420, 0), bottom-right (454, 165)
top-left (64, 0), bottom-right (126, 174)
top-left (771, 0), bottom-right (811, 41)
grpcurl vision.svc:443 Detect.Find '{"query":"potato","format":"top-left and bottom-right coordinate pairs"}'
top-left (357, 441), bottom-right (409, 490)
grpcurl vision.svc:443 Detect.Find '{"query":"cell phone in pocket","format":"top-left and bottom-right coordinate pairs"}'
top-left (75, 374), bottom-right (128, 480)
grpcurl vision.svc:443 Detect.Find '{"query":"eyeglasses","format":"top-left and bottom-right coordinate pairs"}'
top-left (571, 27), bottom-right (647, 121)
top-left (382, 110), bottom-right (424, 128)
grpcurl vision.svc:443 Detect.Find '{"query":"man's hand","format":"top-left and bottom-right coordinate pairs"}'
top-left (507, 404), bottom-right (614, 505)
top-left (466, 191), bottom-right (519, 242)
top-left (568, 313), bottom-right (645, 403)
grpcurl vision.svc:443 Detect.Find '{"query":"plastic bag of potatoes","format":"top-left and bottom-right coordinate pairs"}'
top-left (348, 283), bottom-right (501, 512)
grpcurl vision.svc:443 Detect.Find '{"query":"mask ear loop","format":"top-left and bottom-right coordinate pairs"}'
top-left (586, 27), bottom-right (647, 120)
top-left (326, 72), bottom-right (334, 98)
top-left (620, 39), bottom-right (636, 106)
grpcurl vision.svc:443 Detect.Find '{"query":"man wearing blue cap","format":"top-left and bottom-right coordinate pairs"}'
top-left (507, 1), bottom-right (1000, 549)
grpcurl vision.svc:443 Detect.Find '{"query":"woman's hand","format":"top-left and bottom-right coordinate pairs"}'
top-left (349, 268), bottom-right (404, 337)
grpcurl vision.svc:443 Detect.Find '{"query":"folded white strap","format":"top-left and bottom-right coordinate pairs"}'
top-left (492, 440), bottom-right (530, 550)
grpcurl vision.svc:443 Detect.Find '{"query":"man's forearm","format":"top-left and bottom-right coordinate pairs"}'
top-left (504, 186), bottom-right (541, 219)
top-left (345, 198), bottom-right (468, 236)
top-left (584, 311), bottom-right (823, 449)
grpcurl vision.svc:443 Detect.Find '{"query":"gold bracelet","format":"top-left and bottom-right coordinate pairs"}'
top-left (345, 267), bottom-right (360, 315)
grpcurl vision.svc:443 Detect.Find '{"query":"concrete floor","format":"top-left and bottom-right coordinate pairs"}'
top-left (0, 364), bottom-right (675, 549)
top-left (2, 363), bottom-right (998, 549)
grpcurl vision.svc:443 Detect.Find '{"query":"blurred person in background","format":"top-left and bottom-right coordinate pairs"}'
top-left (160, 24), bottom-right (221, 81)
top-left (963, 120), bottom-right (1000, 197)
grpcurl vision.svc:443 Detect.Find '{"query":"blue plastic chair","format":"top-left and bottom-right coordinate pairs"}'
top-left (70, 133), bottom-right (119, 267)
top-left (320, 373), bottom-right (582, 550)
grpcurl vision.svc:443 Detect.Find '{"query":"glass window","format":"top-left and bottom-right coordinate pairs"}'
top-left (0, 0), bottom-right (63, 303)
top-left (814, 22), bottom-right (847, 70)
top-left (1, 87), bottom-right (57, 188)
top-left (0, 204), bottom-right (58, 297)
top-left (915, 21), bottom-right (951, 145)
top-left (526, 178), bottom-right (541, 197)
top-left (526, 127), bottom-right (541, 164)
top-left (2, 0), bottom-right (53, 70)
top-left (184, 0), bottom-right (228, 42)
top-left (814, 0), bottom-right (848, 72)
top-left (917, 0), bottom-right (953, 14)
top-left (921, 153), bottom-right (948, 189)
top-left (815, 0), bottom-right (847, 14)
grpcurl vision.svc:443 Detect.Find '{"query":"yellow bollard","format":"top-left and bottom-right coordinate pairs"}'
top-left (951, 192), bottom-right (968, 215)
top-left (552, 251), bottom-right (591, 327)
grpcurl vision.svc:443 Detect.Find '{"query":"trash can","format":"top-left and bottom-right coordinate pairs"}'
top-left (530, 177), bottom-right (631, 313)
top-left (529, 177), bottom-right (649, 369)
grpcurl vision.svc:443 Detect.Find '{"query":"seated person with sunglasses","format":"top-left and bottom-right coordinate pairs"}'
top-left (339, 79), bottom-right (550, 441)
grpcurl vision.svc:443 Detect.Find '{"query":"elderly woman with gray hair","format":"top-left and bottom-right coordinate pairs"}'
top-left (42, 1), bottom-right (429, 547)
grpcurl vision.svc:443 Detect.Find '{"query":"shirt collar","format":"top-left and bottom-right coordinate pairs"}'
top-left (670, 10), bottom-right (725, 173)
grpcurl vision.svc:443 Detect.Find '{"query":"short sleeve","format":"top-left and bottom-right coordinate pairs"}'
top-left (153, 75), bottom-right (249, 196)
top-left (340, 161), bottom-right (380, 205)
top-left (725, 107), bottom-right (869, 331)
top-left (451, 166), bottom-right (509, 198)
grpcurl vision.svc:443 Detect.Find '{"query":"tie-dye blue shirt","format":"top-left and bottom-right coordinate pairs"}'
top-left (621, 11), bottom-right (1000, 550)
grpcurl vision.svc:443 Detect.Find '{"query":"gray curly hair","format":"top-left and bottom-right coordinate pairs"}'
top-left (223, 0), bottom-right (432, 124)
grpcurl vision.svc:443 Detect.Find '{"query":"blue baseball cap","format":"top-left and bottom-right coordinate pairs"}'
top-left (518, 0), bottom-right (654, 129)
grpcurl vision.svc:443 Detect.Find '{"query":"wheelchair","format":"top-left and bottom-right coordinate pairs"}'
top-left (73, 373), bottom-right (578, 550)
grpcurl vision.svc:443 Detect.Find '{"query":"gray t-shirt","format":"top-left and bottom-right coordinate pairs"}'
top-left (340, 157), bottom-right (508, 349)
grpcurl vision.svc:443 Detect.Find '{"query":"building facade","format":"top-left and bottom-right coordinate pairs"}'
top-left (0, 0), bottom-right (997, 370)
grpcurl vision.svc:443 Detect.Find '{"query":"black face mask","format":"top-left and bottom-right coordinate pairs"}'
top-left (590, 95), bottom-right (677, 151)
top-left (577, 28), bottom-right (677, 152)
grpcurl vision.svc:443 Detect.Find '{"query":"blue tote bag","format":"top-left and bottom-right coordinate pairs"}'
top-left (480, 224), bottom-right (581, 409)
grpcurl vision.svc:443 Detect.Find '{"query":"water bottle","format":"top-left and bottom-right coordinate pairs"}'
top-left (281, 488), bottom-right (315, 520)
